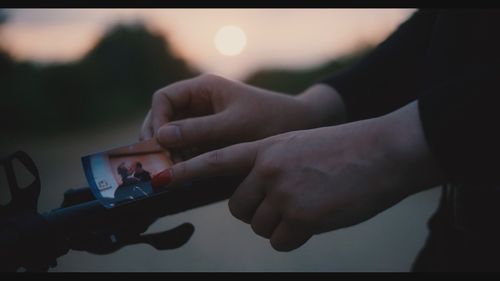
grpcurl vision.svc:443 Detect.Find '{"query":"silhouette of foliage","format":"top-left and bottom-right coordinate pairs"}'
top-left (0, 9), bottom-right (13, 108)
top-left (244, 49), bottom-right (369, 95)
top-left (2, 18), bottom-right (366, 137)
top-left (1, 22), bottom-right (198, 136)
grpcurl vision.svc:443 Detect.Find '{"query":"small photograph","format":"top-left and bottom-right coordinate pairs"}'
top-left (82, 138), bottom-right (173, 208)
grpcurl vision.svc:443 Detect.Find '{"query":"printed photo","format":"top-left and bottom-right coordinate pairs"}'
top-left (82, 138), bottom-right (173, 208)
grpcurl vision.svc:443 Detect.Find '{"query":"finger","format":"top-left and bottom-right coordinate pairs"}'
top-left (250, 199), bottom-right (281, 238)
top-left (170, 141), bottom-right (259, 185)
top-left (140, 110), bottom-right (154, 141)
top-left (151, 76), bottom-right (214, 134)
top-left (228, 168), bottom-right (266, 224)
top-left (270, 221), bottom-right (312, 252)
top-left (156, 113), bottom-right (229, 149)
top-left (152, 88), bottom-right (175, 135)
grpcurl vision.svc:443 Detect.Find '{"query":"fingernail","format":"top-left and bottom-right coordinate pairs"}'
top-left (158, 125), bottom-right (182, 146)
top-left (151, 169), bottom-right (172, 189)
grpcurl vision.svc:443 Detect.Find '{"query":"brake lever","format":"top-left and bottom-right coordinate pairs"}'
top-left (57, 188), bottom-right (194, 255)
top-left (1, 150), bottom-right (40, 213)
top-left (67, 221), bottom-right (194, 254)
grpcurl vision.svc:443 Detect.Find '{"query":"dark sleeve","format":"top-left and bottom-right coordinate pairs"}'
top-left (416, 10), bottom-right (500, 186)
top-left (319, 10), bottom-right (437, 121)
top-left (418, 67), bottom-right (500, 186)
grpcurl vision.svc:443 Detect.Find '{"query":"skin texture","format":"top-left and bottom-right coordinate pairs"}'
top-left (141, 74), bottom-right (444, 251)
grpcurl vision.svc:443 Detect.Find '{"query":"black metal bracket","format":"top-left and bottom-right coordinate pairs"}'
top-left (0, 151), bottom-right (240, 272)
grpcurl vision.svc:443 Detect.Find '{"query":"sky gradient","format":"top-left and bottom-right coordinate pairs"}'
top-left (1, 9), bottom-right (415, 80)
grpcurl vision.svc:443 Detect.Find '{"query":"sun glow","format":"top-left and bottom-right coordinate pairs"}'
top-left (213, 25), bottom-right (247, 56)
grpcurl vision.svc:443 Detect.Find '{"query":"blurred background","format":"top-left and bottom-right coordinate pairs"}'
top-left (0, 8), bottom-right (442, 271)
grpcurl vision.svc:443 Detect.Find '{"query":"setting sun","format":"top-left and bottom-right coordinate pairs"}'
top-left (214, 25), bottom-right (247, 56)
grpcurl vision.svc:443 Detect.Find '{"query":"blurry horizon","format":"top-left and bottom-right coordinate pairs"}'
top-left (2, 8), bottom-right (414, 80)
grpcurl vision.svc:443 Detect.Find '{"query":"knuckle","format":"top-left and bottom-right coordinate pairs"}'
top-left (283, 206), bottom-right (311, 227)
top-left (228, 200), bottom-right (237, 218)
top-left (228, 198), bottom-right (250, 223)
top-left (270, 239), bottom-right (293, 252)
top-left (152, 88), bottom-right (165, 102)
top-left (198, 73), bottom-right (227, 88)
top-left (199, 73), bottom-right (218, 83)
top-left (251, 222), bottom-right (270, 238)
top-left (250, 208), bottom-right (270, 237)
top-left (256, 158), bottom-right (281, 179)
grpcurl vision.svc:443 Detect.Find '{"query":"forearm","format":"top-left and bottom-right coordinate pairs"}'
top-left (295, 84), bottom-right (445, 198)
top-left (377, 100), bottom-right (445, 196)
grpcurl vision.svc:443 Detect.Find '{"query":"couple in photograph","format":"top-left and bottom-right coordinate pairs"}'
top-left (114, 161), bottom-right (153, 199)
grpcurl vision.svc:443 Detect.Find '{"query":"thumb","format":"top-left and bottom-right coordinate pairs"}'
top-left (156, 113), bottom-right (227, 149)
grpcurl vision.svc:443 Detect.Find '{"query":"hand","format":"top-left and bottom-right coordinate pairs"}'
top-left (140, 74), bottom-right (346, 151)
top-left (164, 101), bottom-right (444, 251)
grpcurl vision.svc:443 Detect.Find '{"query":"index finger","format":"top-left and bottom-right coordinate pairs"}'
top-left (151, 75), bottom-right (210, 135)
top-left (151, 80), bottom-right (189, 134)
top-left (169, 141), bottom-right (259, 185)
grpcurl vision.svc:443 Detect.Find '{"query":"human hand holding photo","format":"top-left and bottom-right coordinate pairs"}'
top-left (140, 74), bottom-right (347, 151)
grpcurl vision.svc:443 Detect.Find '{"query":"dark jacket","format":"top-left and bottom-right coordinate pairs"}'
top-left (321, 10), bottom-right (500, 271)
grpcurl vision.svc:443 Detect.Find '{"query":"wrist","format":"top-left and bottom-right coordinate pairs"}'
top-left (296, 84), bottom-right (347, 128)
top-left (377, 101), bottom-right (445, 196)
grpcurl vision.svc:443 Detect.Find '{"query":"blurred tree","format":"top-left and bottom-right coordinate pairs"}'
top-left (77, 23), bottom-right (196, 124)
top-left (2, 18), bottom-right (368, 138)
top-left (0, 9), bottom-right (13, 104)
top-left (1, 22), bottom-right (198, 136)
top-left (244, 49), bottom-right (370, 96)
